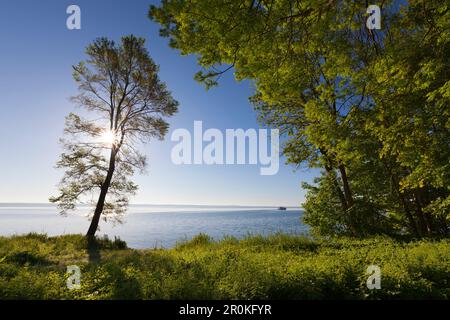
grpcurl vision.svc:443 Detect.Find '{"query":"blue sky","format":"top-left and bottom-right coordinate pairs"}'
top-left (0, 0), bottom-right (318, 206)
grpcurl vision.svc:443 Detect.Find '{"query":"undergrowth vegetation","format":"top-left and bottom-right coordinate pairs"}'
top-left (0, 233), bottom-right (449, 299)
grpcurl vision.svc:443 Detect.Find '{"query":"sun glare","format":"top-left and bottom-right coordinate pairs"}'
top-left (99, 130), bottom-right (117, 146)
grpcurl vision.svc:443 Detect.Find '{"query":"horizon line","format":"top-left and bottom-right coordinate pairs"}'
top-left (0, 202), bottom-right (302, 208)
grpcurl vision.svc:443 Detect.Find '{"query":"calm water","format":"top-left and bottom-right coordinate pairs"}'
top-left (0, 204), bottom-right (307, 248)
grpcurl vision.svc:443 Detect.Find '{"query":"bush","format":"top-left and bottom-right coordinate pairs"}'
top-left (0, 233), bottom-right (448, 299)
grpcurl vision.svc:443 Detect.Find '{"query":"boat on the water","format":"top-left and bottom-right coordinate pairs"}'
top-left (278, 207), bottom-right (287, 211)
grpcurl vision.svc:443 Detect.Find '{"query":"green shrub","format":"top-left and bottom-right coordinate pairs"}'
top-left (0, 233), bottom-right (448, 299)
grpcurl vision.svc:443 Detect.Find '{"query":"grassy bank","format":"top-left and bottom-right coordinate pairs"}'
top-left (0, 233), bottom-right (449, 299)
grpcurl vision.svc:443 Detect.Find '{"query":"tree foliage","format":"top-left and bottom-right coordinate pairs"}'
top-left (149, 0), bottom-right (449, 237)
top-left (50, 35), bottom-right (178, 236)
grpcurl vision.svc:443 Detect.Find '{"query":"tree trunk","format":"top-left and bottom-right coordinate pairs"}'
top-left (417, 188), bottom-right (435, 234)
top-left (321, 151), bottom-right (357, 236)
top-left (320, 149), bottom-right (349, 213)
top-left (387, 168), bottom-right (420, 237)
top-left (400, 193), bottom-right (420, 237)
top-left (413, 190), bottom-right (431, 236)
top-left (86, 149), bottom-right (117, 239)
top-left (326, 165), bottom-right (348, 212)
top-left (338, 164), bottom-right (354, 208)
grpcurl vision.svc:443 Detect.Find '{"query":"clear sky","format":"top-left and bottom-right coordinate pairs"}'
top-left (0, 0), bottom-right (318, 206)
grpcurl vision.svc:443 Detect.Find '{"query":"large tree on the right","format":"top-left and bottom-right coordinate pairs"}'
top-left (149, 0), bottom-right (449, 237)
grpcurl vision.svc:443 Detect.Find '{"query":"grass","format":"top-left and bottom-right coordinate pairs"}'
top-left (0, 233), bottom-right (449, 299)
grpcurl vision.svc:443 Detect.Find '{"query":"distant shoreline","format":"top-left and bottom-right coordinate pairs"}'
top-left (0, 203), bottom-right (302, 210)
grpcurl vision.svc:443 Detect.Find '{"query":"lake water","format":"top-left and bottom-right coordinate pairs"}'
top-left (0, 204), bottom-right (307, 248)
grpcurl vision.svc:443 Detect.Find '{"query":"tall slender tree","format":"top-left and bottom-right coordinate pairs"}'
top-left (50, 35), bottom-right (178, 239)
